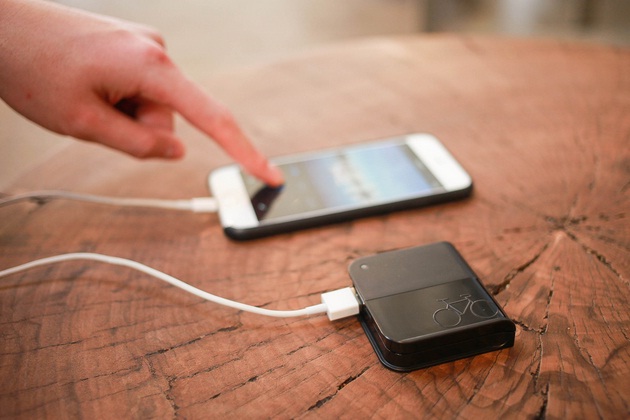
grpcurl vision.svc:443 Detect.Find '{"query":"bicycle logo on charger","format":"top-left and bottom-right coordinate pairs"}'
top-left (432, 294), bottom-right (499, 328)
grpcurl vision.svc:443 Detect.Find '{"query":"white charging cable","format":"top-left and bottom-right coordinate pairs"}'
top-left (0, 253), bottom-right (360, 321)
top-left (0, 190), bottom-right (219, 213)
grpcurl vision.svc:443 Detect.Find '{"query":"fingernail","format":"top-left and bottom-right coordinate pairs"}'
top-left (166, 142), bottom-right (185, 159)
top-left (267, 163), bottom-right (285, 187)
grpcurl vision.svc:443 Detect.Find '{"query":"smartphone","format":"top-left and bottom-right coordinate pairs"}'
top-left (208, 133), bottom-right (472, 240)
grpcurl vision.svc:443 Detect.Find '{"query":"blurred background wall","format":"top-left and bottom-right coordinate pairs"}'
top-left (1, 0), bottom-right (628, 189)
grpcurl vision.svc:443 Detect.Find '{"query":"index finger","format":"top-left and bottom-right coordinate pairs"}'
top-left (145, 64), bottom-right (284, 187)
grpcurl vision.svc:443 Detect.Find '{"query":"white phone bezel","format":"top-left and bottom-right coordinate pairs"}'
top-left (208, 133), bottom-right (472, 230)
top-left (406, 133), bottom-right (472, 192)
top-left (209, 165), bottom-right (259, 229)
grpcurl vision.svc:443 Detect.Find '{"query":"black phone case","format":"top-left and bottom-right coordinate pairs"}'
top-left (224, 186), bottom-right (472, 240)
top-left (349, 242), bottom-right (515, 371)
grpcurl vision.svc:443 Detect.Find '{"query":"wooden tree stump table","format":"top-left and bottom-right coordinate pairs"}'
top-left (1, 35), bottom-right (628, 418)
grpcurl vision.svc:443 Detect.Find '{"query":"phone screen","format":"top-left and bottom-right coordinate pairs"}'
top-left (241, 141), bottom-right (445, 223)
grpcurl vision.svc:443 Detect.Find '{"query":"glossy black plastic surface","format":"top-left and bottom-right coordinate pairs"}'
top-left (225, 187), bottom-right (472, 240)
top-left (350, 242), bottom-right (515, 371)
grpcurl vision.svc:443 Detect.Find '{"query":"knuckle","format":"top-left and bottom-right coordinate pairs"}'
top-left (62, 108), bottom-right (100, 139)
top-left (140, 41), bottom-right (173, 68)
top-left (111, 28), bottom-right (172, 68)
top-left (137, 24), bottom-right (166, 47)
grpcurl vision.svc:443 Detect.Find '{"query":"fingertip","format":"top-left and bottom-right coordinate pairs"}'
top-left (244, 156), bottom-right (285, 187)
top-left (164, 139), bottom-right (186, 159)
top-left (265, 163), bottom-right (285, 187)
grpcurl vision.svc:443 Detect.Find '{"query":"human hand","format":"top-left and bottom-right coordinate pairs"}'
top-left (0, 0), bottom-right (283, 186)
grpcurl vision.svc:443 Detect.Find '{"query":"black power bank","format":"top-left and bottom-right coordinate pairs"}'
top-left (349, 242), bottom-right (515, 371)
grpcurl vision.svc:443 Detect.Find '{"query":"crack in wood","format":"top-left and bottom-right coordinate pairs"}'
top-left (144, 337), bottom-right (202, 358)
top-left (512, 319), bottom-right (543, 334)
top-left (143, 323), bottom-right (242, 358)
top-left (286, 329), bottom-right (338, 356)
top-left (133, 324), bottom-right (253, 414)
top-left (466, 351), bottom-right (501, 406)
top-left (151, 332), bottom-right (291, 405)
top-left (535, 383), bottom-right (550, 420)
top-left (491, 242), bottom-right (549, 296)
top-left (179, 327), bottom-right (364, 408)
top-left (306, 366), bottom-right (370, 411)
top-left (522, 261), bottom-right (555, 416)
top-left (549, 215), bottom-right (625, 283)
top-left (545, 215), bottom-right (588, 231)
top-left (145, 357), bottom-right (179, 417)
top-left (1, 339), bottom-right (85, 356)
top-left (203, 364), bottom-right (286, 404)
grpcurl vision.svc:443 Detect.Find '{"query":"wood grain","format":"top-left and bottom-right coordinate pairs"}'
top-left (1, 35), bottom-right (628, 418)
